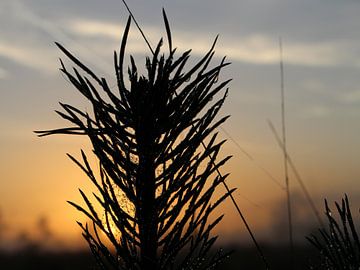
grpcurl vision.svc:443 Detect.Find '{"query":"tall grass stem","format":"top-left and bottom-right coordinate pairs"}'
top-left (279, 37), bottom-right (294, 268)
top-left (267, 119), bottom-right (324, 228)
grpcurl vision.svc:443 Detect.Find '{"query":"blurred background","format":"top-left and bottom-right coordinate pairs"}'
top-left (1, 0), bottom-right (360, 268)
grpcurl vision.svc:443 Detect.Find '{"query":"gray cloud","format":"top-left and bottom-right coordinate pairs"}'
top-left (2, 0), bottom-right (360, 72)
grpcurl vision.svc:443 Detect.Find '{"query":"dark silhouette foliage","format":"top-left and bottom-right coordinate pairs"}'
top-left (307, 195), bottom-right (360, 269)
top-left (37, 12), bottom-right (233, 270)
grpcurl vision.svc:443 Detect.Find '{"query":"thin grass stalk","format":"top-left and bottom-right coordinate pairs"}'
top-left (267, 119), bottom-right (324, 228)
top-left (278, 38), bottom-right (294, 267)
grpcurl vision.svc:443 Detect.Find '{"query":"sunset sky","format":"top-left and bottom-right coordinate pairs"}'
top-left (1, 0), bottom-right (360, 250)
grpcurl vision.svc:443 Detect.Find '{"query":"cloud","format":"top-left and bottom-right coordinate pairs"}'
top-left (220, 36), bottom-right (343, 66)
top-left (0, 67), bottom-right (9, 79)
top-left (5, 0), bottom-right (358, 75)
top-left (0, 42), bottom-right (57, 74)
top-left (180, 35), bottom-right (359, 67)
top-left (338, 90), bottom-right (360, 104)
top-left (10, 0), bottom-right (69, 42)
top-left (0, 0), bottom-right (64, 74)
top-left (68, 19), bottom-right (167, 53)
top-left (302, 80), bottom-right (326, 93)
top-left (1, 1), bottom-right (116, 75)
top-left (301, 105), bottom-right (332, 118)
top-left (67, 18), bottom-right (359, 67)
top-left (70, 20), bottom-right (126, 40)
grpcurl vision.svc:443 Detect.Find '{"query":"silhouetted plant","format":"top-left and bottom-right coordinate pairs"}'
top-left (307, 195), bottom-right (360, 269)
top-left (36, 11), bottom-right (233, 270)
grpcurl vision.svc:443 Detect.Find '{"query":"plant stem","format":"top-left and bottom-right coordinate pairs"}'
top-left (279, 37), bottom-right (294, 268)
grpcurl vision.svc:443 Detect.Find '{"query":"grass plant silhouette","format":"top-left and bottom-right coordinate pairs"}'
top-left (307, 195), bottom-right (360, 269)
top-left (36, 12), bottom-right (233, 270)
